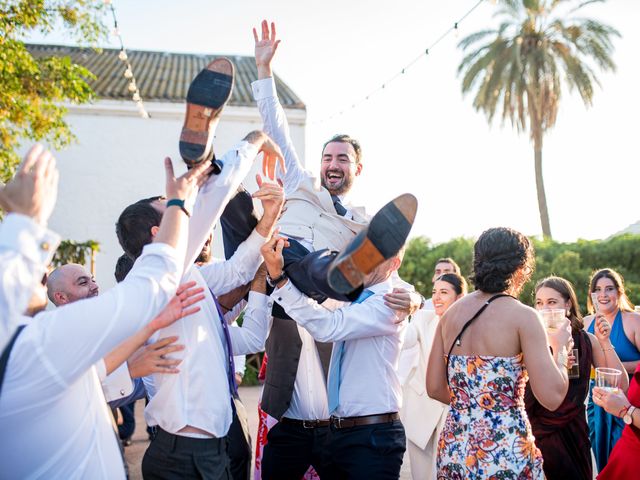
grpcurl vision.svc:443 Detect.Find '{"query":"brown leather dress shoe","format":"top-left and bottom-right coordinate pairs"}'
top-left (327, 193), bottom-right (418, 294)
top-left (179, 58), bottom-right (234, 168)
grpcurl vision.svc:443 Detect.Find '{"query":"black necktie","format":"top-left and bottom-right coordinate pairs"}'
top-left (331, 195), bottom-right (347, 217)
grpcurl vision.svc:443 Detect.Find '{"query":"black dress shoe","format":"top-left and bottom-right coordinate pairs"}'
top-left (327, 193), bottom-right (417, 294)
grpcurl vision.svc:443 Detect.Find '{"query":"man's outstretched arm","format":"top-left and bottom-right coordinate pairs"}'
top-left (253, 20), bottom-right (306, 193)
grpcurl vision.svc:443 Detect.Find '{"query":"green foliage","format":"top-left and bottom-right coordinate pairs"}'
top-left (399, 233), bottom-right (640, 313)
top-left (51, 238), bottom-right (99, 268)
top-left (0, 0), bottom-right (107, 182)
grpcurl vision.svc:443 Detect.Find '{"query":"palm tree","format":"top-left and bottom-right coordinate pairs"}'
top-left (458, 0), bottom-right (619, 238)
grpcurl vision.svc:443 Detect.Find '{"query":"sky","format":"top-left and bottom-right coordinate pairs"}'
top-left (28, 0), bottom-right (640, 244)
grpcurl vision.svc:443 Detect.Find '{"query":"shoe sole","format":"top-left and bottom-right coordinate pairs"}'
top-left (180, 58), bottom-right (234, 167)
top-left (328, 193), bottom-right (418, 293)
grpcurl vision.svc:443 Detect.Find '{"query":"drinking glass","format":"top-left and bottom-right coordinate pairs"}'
top-left (595, 367), bottom-right (622, 393)
top-left (540, 309), bottom-right (566, 333)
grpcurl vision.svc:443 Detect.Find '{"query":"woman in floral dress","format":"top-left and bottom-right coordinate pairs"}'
top-left (427, 227), bottom-right (573, 479)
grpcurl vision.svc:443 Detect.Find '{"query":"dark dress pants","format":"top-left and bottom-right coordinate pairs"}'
top-left (261, 421), bottom-right (332, 480)
top-left (325, 420), bottom-right (406, 480)
top-left (141, 428), bottom-right (231, 480)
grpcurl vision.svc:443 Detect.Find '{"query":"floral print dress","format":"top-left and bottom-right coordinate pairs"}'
top-left (436, 354), bottom-right (544, 480)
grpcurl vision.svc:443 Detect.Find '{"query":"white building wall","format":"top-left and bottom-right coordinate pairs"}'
top-left (45, 100), bottom-right (306, 289)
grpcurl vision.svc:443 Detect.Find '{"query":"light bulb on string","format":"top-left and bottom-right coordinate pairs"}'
top-left (128, 81), bottom-right (137, 92)
top-left (132, 92), bottom-right (141, 102)
top-left (118, 49), bottom-right (128, 61)
top-left (454, 23), bottom-right (459, 38)
top-left (124, 67), bottom-right (133, 79)
top-left (112, 27), bottom-right (120, 37)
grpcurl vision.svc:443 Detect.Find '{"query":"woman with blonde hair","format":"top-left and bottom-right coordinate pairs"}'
top-left (585, 268), bottom-right (640, 471)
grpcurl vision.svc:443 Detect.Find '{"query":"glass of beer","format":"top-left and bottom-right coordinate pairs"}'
top-left (568, 348), bottom-right (580, 379)
top-left (595, 367), bottom-right (622, 393)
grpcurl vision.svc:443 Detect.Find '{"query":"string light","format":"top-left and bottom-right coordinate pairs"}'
top-left (104, 0), bottom-right (150, 118)
top-left (313, 0), bottom-right (486, 125)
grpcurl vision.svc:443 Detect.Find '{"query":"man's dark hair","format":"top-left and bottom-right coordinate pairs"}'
top-left (435, 257), bottom-right (461, 275)
top-left (322, 134), bottom-right (362, 164)
top-left (115, 197), bottom-right (163, 260)
top-left (114, 253), bottom-right (135, 283)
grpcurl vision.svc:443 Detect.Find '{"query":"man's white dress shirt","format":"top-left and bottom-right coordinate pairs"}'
top-left (0, 213), bottom-right (60, 350)
top-left (142, 141), bottom-right (272, 438)
top-left (0, 242), bottom-right (182, 479)
top-left (273, 278), bottom-right (406, 418)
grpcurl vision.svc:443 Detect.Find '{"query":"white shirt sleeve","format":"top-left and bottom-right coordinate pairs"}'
top-left (24, 242), bottom-right (182, 390)
top-left (184, 141), bottom-right (259, 270)
top-left (100, 362), bottom-right (134, 402)
top-left (197, 230), bottom-right (265, 296)
top-left (272, 282), bottom-right (403, 342)
top-left (252, 77), bottom-right (308, 195)
top-left (0, 214), bottom-right (60, 349)
top-left (229, 291), bottom-right (270, 355)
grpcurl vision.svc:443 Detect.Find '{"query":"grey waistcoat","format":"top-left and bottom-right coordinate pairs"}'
top-left (261, 317), bottom-right (332, 420)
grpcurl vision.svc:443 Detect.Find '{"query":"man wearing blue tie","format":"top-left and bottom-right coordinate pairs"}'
top-left (261, 235), bottom-right (411, 480)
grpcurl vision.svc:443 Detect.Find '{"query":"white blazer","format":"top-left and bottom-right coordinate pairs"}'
top-left (400, 309), bottom-right (449, 449)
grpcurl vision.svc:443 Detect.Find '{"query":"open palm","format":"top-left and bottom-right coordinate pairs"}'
top-left (253, 20), bottom-right (280, 67)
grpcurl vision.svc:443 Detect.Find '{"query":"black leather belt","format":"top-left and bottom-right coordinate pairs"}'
top-left (280, 417), bottom-right (331, 429)
top-left (330, 412), bottom-right (400, 429)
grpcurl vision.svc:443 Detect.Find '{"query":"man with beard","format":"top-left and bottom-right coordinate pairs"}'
top-left (241, 21), bottom-right (420, 479)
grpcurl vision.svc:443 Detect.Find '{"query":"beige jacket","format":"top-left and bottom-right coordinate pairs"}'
top-left (278, 174), bottom-right (368, 252)
top-left (400, 309), bottom-right (449, 449)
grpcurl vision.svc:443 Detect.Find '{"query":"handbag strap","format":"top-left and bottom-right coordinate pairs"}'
top-left (0, 325), bottom-right (26, 398)
top-left (445, 293), bottom-right (514, 385)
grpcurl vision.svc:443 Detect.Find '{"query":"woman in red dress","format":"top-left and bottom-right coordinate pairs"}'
top-left (593, 364), bottom-right (640, 479)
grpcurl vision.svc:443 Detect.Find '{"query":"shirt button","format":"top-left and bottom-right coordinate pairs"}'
top-left (40, 241), bottom-right (50, 251)
top-left (120, 389), bottom-right (126, 396)
top-left (278, 297), bottom-right (282, 302)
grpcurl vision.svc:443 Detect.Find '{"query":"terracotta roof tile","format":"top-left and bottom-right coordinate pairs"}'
top-left (26, 43), bottom-right (305, 109)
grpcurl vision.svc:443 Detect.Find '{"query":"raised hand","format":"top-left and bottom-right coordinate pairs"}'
top-left (148, 281), bottom-right (205, 331)
top-left (260, 135), bottom-right (286, 181)
top-left (260, 231), bottom-right (288, 280)
top-left (594, 313), bottom-right (612, 343)
top-left (0, 144), bottom-right (59, 226)
top-left (128, 336), bottom-right (185, 378)
top-left (253, 19), bottom-right (280, 78)
top-left (253, 174), bottom-right (285, 236)
top-left (164, 157), bottom-right (212, 213)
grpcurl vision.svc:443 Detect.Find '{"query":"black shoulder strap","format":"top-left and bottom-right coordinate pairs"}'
top-left (445, 293), bottom-right (514, 385)
top-left (0, 325), bottom-right (26, 398)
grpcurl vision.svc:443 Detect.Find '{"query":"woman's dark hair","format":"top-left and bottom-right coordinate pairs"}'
top-left (587, 268), bottom-right (634, 314)
top-left (471, 227), bottom-right (534, 294)
top-left (535, 276), bottom-right (583, 333)
top-left (435, 273), bottom-right (468, 296)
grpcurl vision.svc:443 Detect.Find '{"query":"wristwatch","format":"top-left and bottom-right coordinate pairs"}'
top-left (624, 405), bottom-right (636, 425)
top-left (266, 271), bottom-right (287, 288)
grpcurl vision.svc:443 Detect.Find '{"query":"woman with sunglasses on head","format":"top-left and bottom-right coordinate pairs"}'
top-left (400, 273), bottom-right (467, 479)
top-left (584, 268), bottom-right (640, 472)
top-left (524, 276), bottom-right (628, 480)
